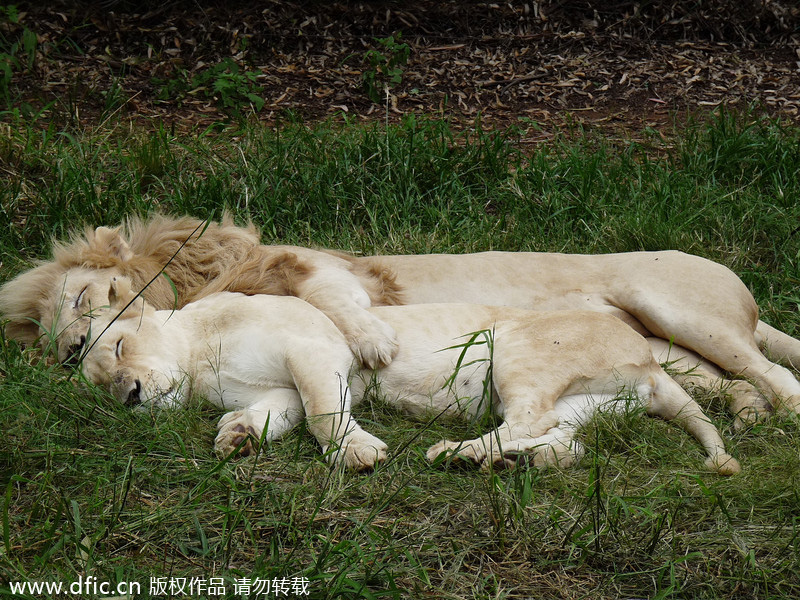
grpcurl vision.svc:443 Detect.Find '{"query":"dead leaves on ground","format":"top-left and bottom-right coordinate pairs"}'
top-left (7, 1), bottom-right (800, 134)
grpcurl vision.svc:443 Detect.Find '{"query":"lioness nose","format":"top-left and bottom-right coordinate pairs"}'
top-left (126, 379), bottom-right (142, 406)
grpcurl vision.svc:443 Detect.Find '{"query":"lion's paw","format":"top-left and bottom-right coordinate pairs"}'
top-left (215, 411), bottom-right (262, 458)
top-left (347, 317), bottom-right (399, 369)
top-left (325, 431), bottom-right (388, 472)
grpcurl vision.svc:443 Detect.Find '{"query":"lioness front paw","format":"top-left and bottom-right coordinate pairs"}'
top-left (347, 317), bottom-right (399, 369)
top-left (215, 411), bottom-right (262, 458)
top-left (325, 431), bottom-right (388, 471)
top-left (426, 439), bottom-right (489, 466)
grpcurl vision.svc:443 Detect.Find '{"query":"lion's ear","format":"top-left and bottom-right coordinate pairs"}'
top-left (107, 276), bottom-right (154, 319)
top-left (108, 276), bottom-right (135, 308)
top-left (84, 227), bottom-right (134, 265)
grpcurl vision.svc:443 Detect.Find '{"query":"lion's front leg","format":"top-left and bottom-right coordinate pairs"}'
top-left (340, 313), bottom-right (399, 370)
top-left (295, 268), bottom-right (399, 369)
top-left (214, 388), bottom-right (304, 458)
top-left (313, 301), bottom-right (399, 370)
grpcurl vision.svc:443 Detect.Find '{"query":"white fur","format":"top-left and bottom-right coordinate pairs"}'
top-left (80, 282), bottom-right (740, 475)
top-left (6, 218), bottom-right (797, 426)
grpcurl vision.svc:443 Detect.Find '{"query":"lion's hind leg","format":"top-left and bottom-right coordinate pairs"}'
top-left (642, 307), bottom-right (800, 417)
top-left (647, 337), bottom-right (771, 428)
top-left (756, 320), bottom-right (800, 370)
top-left (683, 333), bottom-right (800, 418)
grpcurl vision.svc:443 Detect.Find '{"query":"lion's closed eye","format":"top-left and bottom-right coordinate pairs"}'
top-left (74, 286), bottom-right (88, 310)
top-left (115, 338), bottom-right (124, 359)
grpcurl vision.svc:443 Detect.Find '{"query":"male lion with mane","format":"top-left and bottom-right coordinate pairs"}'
top-left (0, 213), bottom-right (798, 422)
top-left (79, 277), bottom-right (740, 475)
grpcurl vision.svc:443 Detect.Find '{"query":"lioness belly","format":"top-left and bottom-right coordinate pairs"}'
top-left (349, 304), bottom-right (500, 418)
top-left (351, 352), bottom-right (493, 419)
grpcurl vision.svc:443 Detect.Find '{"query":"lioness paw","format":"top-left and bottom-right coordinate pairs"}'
top-left (704, 452), bottom-right (741, 476)
top-left (484, 433), bottom-right (584, 471)
top-left (325, 431), bottom-right (388, 471)
top-left (426, 440), bottom-right (486, 466)
top-left (726, 382), bottom-right (772, 430)
top-left (215, 411), bottom-right (262, 458)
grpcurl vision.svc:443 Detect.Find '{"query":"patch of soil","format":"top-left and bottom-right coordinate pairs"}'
top-left (8, 1), bottom-right (800, 136)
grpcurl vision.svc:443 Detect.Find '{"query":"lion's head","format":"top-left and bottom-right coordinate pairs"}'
top-left (79, 277), bottom-right (189, 410)
top-left (0, 215), bottom-right (274, 363)
top-left (37, 266), bottom-right (127, 363)
top-left (0, 224), bottom-right (141, 362)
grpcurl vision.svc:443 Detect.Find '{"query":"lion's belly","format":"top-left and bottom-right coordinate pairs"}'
top-left (366, 251), bottom-right (611, 304)
top-left (374, 252), bottom-right (652, 335)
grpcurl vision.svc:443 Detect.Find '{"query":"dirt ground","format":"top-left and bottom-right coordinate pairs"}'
top-left (9, 0), bottom-right (800, 137)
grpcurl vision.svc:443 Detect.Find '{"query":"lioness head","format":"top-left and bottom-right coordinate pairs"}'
top-left (79, 277), bottom-right (187, 409)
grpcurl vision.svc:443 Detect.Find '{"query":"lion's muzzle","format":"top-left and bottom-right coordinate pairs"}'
top-left (62, 335), bottom-right (87, 366)
top-left (125, 379), bottom-right (142, 406)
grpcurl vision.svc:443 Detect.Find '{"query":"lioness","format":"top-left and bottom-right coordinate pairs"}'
top-left (78, 277), bottom-right (740, 475)
top-left (0, 214), bottom-right (796, 419)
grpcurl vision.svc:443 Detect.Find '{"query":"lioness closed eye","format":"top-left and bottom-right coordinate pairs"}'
top-left (79, 278), bottom-right (739, 475)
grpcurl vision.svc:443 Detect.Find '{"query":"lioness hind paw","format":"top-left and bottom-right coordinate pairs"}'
top-left (492, 448), bottom-right (575, 471)
top-left (425, 441), bottom-right (484, 467)
top-left (730, 396), bottom-right (773, 430)
top-left (484, 435), bottom-right (584, 471)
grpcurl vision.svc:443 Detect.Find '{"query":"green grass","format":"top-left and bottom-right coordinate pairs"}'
top-left (1, 108), bottom-right (800, 598)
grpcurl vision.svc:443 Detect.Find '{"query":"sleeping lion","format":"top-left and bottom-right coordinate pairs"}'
top-left (78, 277), bottom-right (740, 475)
top-left (0, 214), bottom-right (795, 421)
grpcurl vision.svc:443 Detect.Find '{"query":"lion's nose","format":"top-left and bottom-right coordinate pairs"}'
top-left (126, 379), bottom-right (142, 406)
top-left (63, 335), bottom-right (87, 366)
